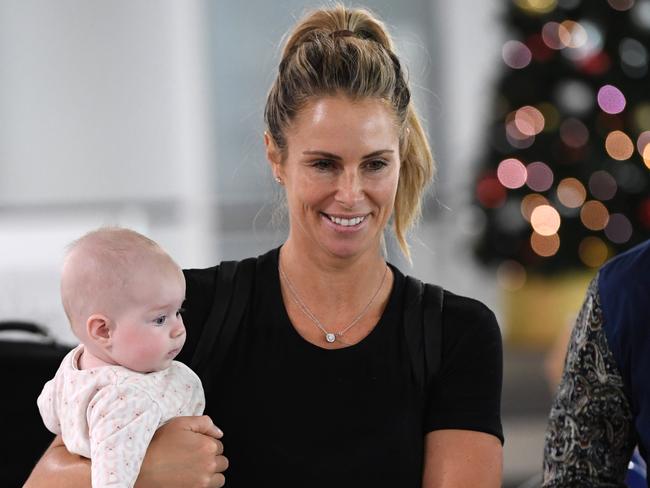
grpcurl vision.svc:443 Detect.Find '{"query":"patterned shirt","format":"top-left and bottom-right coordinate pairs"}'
top-left (37, 345), bottom-right (205, 488)
top-left (544, 239), bottom-right (650, 487)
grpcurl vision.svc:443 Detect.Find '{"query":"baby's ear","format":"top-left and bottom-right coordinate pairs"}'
top-left (86, 314), bottom-right (113, 346)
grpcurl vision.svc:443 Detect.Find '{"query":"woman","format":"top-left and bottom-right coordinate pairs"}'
top-left (26, 5), bottom-right (503, 487)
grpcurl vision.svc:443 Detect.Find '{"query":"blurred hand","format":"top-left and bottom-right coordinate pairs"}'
top-left (136, 415), bottom-right (228, 488)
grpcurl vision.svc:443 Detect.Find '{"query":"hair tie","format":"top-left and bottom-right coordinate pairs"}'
top-left (330, 29), bottom-right (356, 39)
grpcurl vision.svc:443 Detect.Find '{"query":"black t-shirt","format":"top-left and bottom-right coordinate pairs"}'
top-left (178, 248), bottom-right (503, 488)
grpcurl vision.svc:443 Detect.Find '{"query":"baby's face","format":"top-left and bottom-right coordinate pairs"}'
top-left (108, 262), bottom-right (186, 373)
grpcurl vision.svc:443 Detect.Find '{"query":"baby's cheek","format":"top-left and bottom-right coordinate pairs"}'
top-left (124, 331), bottom-right (167, 368)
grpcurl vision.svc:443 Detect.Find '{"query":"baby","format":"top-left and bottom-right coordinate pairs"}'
top-left (37, 227), bottom-right (205, 488)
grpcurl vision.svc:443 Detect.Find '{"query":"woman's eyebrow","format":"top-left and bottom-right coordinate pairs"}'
top-left (302, 149), bottom-right (395, 159)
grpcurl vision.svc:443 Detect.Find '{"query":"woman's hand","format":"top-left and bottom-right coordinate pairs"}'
top-left (136, 415), bottom-right (228, 488)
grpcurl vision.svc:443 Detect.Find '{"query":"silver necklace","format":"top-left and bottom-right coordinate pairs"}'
top-left (279, 261), bottom-right (389, 344)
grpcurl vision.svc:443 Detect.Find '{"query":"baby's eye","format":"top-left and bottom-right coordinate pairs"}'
top-left (154, 315), bottom-right (167, 326)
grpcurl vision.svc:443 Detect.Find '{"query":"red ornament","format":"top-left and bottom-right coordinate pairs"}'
top-left (638, 198), bottom-right (650, 229)
top-left (527, 34), bottom-right (555, 63)
top-left (577, 51), bottom-right (611, 76)
top-left (476, 173), bottom-right (507, 209)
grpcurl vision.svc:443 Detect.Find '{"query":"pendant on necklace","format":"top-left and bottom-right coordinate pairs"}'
top-left (325, 333), bottom-right (336, 343)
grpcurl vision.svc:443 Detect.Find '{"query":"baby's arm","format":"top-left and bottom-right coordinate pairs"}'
top-left (88, 384), bottom-right (161, 488)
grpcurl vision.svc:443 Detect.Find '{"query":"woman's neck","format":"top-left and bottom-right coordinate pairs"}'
top-left (279, 237), bottom-right (389, 310)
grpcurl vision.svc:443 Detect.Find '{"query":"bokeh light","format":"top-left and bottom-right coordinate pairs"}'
top-left (496, 260), bottom-right (528, 291)
top-left (542, 22), bottom-right (565, 50)
top-left (516, 0), bottom-right (559, 15)
top-left (597, 85), bottom-right (626, 114)
top-left (497, 158), bottom-right (528, 189)
top-left (476, 173), bottom-right (507, 208)
top-left (620, 38), bottom-right (648, 78)
top-left (588, 170), bottom-right (618, 200)
top-left (605, 130), bottom-right (634, 160)
top-left (506, 117), bottom-right (536, 149)
top-left (503, 40), bottom-right (533, 69)
top-left (557, 178), bottom-right (587, 208)
top-left (531, 205), bottom-right (561, 235)
top-left (555, 80), bottom-right (594, 115)
top-left (578, 50), bottom-right (611, 75)
top-left (515, 106), bottom-right (545, 135)
top-left (608, 0), bottom-right (635, 11)
top-left (605, 213), bottom-right (633, 243)
top-left (579, 236), bottom-right (610, 267)
top-left (644, 144), bottom-right (650, 168)
top-left (559, 118), bottom-right (590, 148)
top-left (526, 161), bottom-right (554, 191)
top-left (634, 103), bottom-right (650, 131)
top-left (631, 0), bottom-right (650, 30)
top-left (580, 200), bottom-right (610, 230)
top-left (521, 194), bottom-right (550, 221)
top-left (563, 20), bottom-right (604, 63)
top-left (637, 131), bottom-right (650, 158)
top-left (530, 231), bottom-right (561, 256)
top-left (559, 20), bottom-right (588, 49)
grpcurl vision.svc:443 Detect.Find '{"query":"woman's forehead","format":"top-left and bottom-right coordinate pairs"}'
top-left (287, 96), bottom-right (400, 148)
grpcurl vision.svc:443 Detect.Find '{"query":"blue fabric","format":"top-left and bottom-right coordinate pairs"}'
top-left (600, 239), bottom-right (650, 464)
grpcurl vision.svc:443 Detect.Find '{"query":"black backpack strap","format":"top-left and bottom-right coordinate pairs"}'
top-left (403, 276), bottom-right (444, 394)
top-left (191, 257), bottom-right (256, 391)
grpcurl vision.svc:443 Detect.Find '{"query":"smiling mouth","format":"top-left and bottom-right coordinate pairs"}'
top-left (321, 212), bottom-right (368, 227)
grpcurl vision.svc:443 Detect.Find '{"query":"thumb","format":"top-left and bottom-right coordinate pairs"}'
top-left (188, 415), bottom-right (224, 439)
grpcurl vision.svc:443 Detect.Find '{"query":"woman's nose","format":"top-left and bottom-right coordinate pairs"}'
top-left (335, 170), bottom-right (364, 208)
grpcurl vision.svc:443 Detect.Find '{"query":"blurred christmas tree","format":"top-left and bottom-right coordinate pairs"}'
top-left (473, 0), bottom-right (650, 277)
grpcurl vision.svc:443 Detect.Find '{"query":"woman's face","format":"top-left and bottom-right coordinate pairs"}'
top-left (267, 95), bottom-right (401, 261)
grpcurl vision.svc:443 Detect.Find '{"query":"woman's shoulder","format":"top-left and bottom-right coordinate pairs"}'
top-left (397, 267), bottom-right (501, 349)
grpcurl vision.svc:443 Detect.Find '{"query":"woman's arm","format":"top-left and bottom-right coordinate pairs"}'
top-left (24, 416), bottom-right (228, 488)
top-left (422, 429), bottom-right (503, 487)
top-left (24, 435), bottom-right (91, 488)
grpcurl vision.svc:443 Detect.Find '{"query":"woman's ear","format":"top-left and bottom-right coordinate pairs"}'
top-left (264, 131), bottom-right (283, 183)
top-left (86, 314), bottom-right (113, 348)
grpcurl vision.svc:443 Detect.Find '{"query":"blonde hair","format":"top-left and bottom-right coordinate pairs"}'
top-left (264, 4), bottom-right (435, 259)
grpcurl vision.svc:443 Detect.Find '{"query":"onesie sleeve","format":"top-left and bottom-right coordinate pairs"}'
top-left (36, 378), bottom-right (61, 435)
top-left (542, 276), bottom-right (635, 487)
top-left (423, 292), bottom-right (504, 444)
top-left (87, 384), bottom-right (162, 488)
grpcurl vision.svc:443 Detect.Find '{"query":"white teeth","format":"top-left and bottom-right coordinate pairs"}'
top-left (328, 215), bottom-right (365, 226)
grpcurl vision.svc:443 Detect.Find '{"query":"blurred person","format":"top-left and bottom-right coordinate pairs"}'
top-left (26, 5), bottom-right (503, 487)
top-left (543, 238), bottom-right (650, 486)
top-left (36, 227), bottom-right (206, 488)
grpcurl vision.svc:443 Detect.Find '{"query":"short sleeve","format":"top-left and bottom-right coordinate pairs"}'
top-left (423, 292), bottom-right (504, 444)
top-left (177, 266), bottom-right (219, 366)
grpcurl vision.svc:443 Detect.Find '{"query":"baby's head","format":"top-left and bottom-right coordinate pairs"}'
top-left (61, 227), bottom-right (186, 373)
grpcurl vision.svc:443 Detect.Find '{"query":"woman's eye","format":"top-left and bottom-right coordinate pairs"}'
top-left (312, 160), bottom-right (334, 171)
top-left (154, 316), bottom-right (167, 326)
top-left (176, 307), bottom-right (185, 317)
top-left (365, 159), bottom-right (387, 171)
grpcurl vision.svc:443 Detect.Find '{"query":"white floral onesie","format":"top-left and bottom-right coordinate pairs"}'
top-left (37, 345), bottom-right (205, 488)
